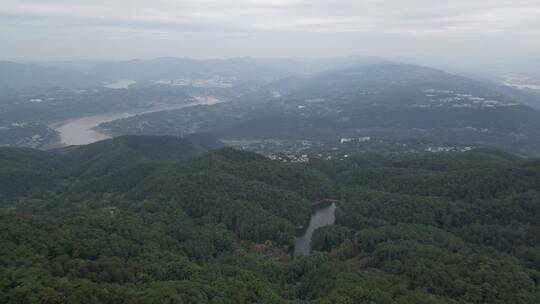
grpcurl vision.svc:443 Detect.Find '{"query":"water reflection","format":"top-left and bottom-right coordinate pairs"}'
top-left (294, 202), bottom-right (336, 255)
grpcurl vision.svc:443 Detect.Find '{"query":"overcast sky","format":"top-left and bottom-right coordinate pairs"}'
top-left (1, 0), bottom-right (539, 73)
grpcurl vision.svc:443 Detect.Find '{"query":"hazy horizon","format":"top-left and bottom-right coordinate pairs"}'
top-left (2, 0), bottom-right (540, 75)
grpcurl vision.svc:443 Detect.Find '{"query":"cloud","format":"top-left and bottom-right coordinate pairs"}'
top-left (1, 0), bottom-right (539, 34)
top-left (0, 0), bottom-right (539, 67)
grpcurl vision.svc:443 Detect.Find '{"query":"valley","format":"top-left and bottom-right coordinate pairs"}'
top-left (2, 57), bottom-right (540, 303)
top-left (95, 63), bottom-right (540, 157)
top-left (50, 97), bottom-right (225, 146)
top-left (294, 201), bottom-right (337, 255)
top-left (3, 59), bottom-right (540, 156)
top-left (3, 0), bottom-right (540, 302)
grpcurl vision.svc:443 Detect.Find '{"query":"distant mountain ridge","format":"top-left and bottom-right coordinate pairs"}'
top-left (99, 63), bottom-right (540, 156)
top-left (85, 56), bottom-right (388, 84)
top-left (261, 63), bottom-right (503, 103)
top-left (0, 61), bottom-right (101, 88)
top-left (1, 56), bottom-right (387, 89)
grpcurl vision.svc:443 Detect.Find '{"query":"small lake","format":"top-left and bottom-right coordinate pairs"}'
top-left (51, 98), bottom-right (224, 147)
top-left (294, 202), bottom-right (336, 255)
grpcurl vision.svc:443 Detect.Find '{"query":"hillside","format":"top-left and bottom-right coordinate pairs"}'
top-left (0, 61), bottom-right (101, 88)
top-left (99, 63), bottom-right (540, 156)
top-left (61, 133), bottom-right (225, 162)
top-left (1, 136), bottom-right (540, 303)
top-left (85, 56), bottom-right (385, 82)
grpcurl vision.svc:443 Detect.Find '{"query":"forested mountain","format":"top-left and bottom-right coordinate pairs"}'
top-left (0, 61), bottom-right (101, 88)
top-left (100, 63), bottom-right (540, 156)
top-left (79, 56), bottom-right (386, 83)
top-left (56, 134), bottom-right (224, 162)
top-left (2, 56), bottom-right (385, 88)
top-left (1, 136), bottom-right (540, 303)
top-left (258, 63), bottom-right (491, 101)
top-left (488, 82), bottom-right (540, 110)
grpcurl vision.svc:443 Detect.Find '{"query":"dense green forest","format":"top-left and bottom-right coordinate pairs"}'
top-left (1, 136), bottom-right (540, 303)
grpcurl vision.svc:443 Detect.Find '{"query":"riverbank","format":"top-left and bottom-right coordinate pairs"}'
top-left (294, 202), bottom-right (337, 256)
top-left (47, 98), bottom-right (225, 148)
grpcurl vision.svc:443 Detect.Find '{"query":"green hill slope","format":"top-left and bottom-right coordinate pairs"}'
top-left (1, 137), bottom-right (540, 303)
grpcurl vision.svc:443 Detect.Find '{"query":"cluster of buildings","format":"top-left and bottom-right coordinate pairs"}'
top-left (152, 76), bottom-right (236, 88)
top-left (340, 137), bottom-right (372, 144)
top-left (418, 89), bottom-right (519, 108)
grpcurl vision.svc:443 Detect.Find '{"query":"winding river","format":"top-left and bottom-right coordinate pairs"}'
top-left (294, 202), bottom-right (337, 255)
top-left (51, 98), bottom-right (223, 146)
